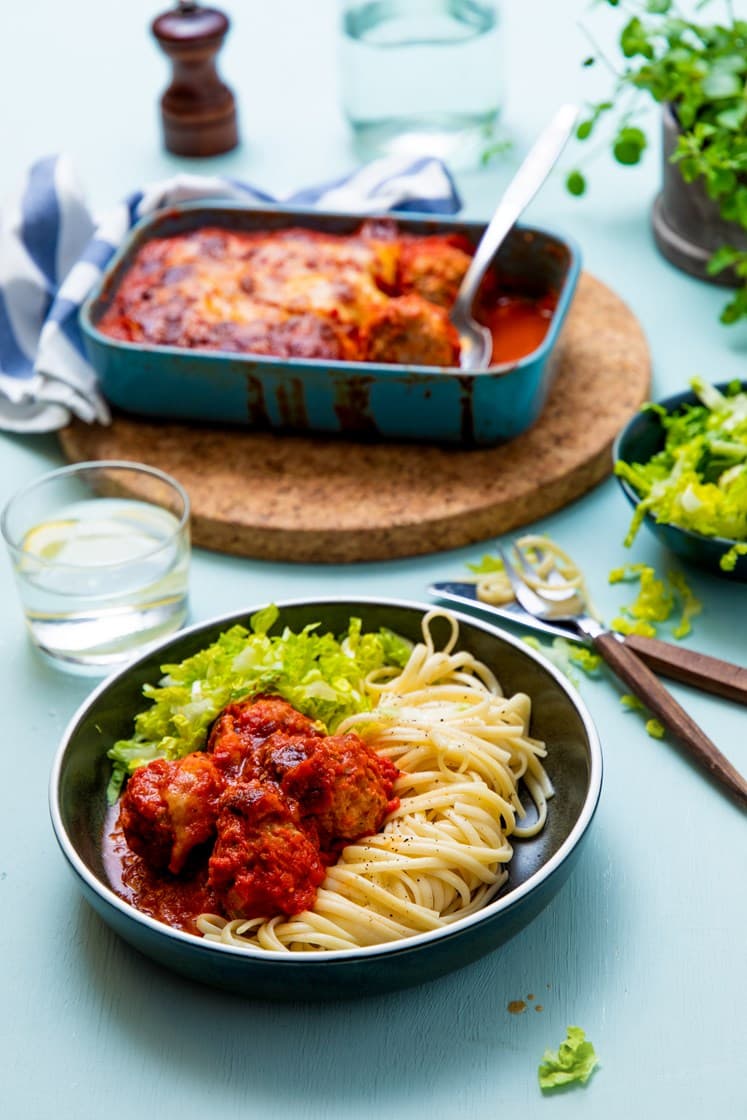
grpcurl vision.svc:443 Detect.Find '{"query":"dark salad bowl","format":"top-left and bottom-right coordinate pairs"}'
top-left (613, 382), bottom-right (747, 582)
top-left (50, 598), bottom-right (602, 1001)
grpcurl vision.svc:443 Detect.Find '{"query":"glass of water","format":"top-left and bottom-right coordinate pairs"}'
top-left (1, 460), bottom-right (190, 675)
top-left (339, 0), bottom-right (504, 168)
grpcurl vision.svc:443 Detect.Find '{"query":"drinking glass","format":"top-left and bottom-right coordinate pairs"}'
top-left (339, 0), bottom-right (504, 168)
top-left (1, 460), bottom-right (190, 674)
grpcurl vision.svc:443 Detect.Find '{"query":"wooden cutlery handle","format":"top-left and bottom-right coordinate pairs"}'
top-left (622, 633), bottom-right (747, 705)
top-left (593, 632), bottom-right (747, 809)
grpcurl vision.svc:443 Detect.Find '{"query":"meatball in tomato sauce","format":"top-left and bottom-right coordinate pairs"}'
top-left (207, 694), bottom-right (323, 781)
top-left (119, 753), bottom-right (225, 874)
top-left (208, 780), bottom-right (325, 919)
top-left (261, 730), bottom-right (399, 849)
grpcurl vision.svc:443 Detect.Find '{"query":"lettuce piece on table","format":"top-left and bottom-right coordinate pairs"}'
top-left (466, 554), bottom-right (505, 574)
top-left (609, 562), bottom-right (700, 640)
top-left (538, 1026), bottom-right (599, 1091)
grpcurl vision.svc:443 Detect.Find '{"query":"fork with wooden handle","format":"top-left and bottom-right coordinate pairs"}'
top-left (497, 544), bottom-right (747, 809)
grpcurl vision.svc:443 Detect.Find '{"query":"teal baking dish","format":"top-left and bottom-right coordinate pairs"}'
top-left (79, 204), bottom-right (581, 446)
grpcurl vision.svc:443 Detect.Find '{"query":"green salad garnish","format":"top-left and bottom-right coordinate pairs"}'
top-left (538, 1025), bottom-right (599, 1091)
top-left (609, 563), bottom-right (701, 640)
top-left (615, 378), bottom-right (747, 570)
top-left (466, 554), bottom-right (505, 575)
top-left (106, 605), bottom-right (412, 803)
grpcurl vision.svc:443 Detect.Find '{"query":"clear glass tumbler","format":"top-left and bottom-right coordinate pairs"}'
top-left (1, 460), bottom-right (190, 674)
top-left (339, 0), bottom-right (504, 168)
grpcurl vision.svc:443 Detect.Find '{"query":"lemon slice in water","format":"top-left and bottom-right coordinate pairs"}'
top-left (21, 502), bottom-right (176, 568)
top-left (22, 519), bottom-right (79, 562)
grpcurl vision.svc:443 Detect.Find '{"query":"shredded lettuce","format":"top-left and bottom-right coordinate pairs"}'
top-left (521, 635), bottom-right (579, 685)
top-left (466, 554), bottom-right (505, 574)
top-left (520, 636), bottom-right (602, 687)
top-left (609, 563), bottom-right (673, 637)
top-left (615, 378), bottom-right (747, 567)
top-left (721, 542), bottom-right (747, 572)
top-left (620, 694), bottom-right (666, 740)
top-left (609, 563), bottom-right (700, 641)
top-left (538, 1026), bottom-right (598, 1091)
top-left (567, 644), bottom-right (603, 676)
top-left (106, 605), bottom-right (412, 803)
top-left (667, 570), bottom-right (702, 639)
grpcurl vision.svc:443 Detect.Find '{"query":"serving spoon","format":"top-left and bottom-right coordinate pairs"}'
top-left (452, 103), bottom-right (579, 370)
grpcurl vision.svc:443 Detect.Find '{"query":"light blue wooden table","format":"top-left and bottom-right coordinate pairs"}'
top-left (0, 3), bottom-right (744, 1117)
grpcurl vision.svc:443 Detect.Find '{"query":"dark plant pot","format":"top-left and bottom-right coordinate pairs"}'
top-left (651, 104), bottom-right (747, 285)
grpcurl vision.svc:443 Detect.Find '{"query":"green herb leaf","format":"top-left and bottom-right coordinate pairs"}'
top-left (566, 170), bottom-right (587, 196)
top-left (572, 1), bottom-right (747, 324)
top-left (715, 103), bottom-right (747, 131)
top-left (707, 245), bottom-right (744, 275)
top-left (620, 17), bottom-right (655, 59)
top-left (613, 126), bottom-right (647, 165)
top-left (702, 66), bottom-right (744, 100)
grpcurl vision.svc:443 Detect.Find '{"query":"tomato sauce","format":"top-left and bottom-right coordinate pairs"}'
top-left (479, 292), bottom-right (557, 366)
top-left (102, 695), bottom-right (400, 931)
top-left (103, 808), bottom-right (215, 933)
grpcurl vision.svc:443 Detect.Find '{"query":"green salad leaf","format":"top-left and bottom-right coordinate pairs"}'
top-left (466, 554), bottom-right (505, 575)
top-left (615, 379), bottom-right (747, 569)
top-left (522, 636), bottom-right (602, 685)
top-left (610, 562), bottom-right (674, 638)
top-left (538, 1026), bottom-right (599, 1091)
top-left (106, 605), bottom-right (412, 803)
top-left (609, 563), bottom-right (701, 640)
top-left (620, 694), bottom-right (666, 740)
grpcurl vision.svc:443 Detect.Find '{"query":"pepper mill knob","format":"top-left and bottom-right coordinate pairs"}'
top-left (152, 1), bottom-right (239, 157)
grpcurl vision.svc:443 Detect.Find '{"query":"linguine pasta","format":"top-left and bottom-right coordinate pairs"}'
top-left (197, 610), bottom-right (553, 953)
top-left (472, 534), bottom-right (591, 607)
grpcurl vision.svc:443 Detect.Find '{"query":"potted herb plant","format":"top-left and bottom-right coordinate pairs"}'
top-left (568, 0), bottom-right (747, 323)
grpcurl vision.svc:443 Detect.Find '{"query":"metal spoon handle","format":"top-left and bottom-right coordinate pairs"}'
top-left (453, 104), bottom-right (579, 318)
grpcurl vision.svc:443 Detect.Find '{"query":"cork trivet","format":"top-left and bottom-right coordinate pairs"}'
top-left (59, 272), bottom-right (650, 564)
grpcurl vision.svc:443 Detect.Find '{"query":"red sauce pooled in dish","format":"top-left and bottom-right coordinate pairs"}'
top-left (478, 292), bottom-right (557, 365)
top-left (104, 695), bottom-right (399, 933)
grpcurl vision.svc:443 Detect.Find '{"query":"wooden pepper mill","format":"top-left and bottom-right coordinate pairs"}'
top-left (152, 1), bottom-right (239, 157)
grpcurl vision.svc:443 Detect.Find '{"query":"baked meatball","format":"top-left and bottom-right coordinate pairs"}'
top-left (208, 695), bottom-right (323, 781)
top-left (119, 753), bottom-right (225, 874)
top-left (261, 730), bottom-right (399, 849)
top-left (362, 294), bottom-right (460, 367)
top-left (398, 235), bottom-right (473, 307)
top-left (208, 780), bottom-right (325, 919)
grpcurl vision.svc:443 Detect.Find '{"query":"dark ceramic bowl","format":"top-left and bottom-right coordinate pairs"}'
top-left (50, 598), bottom-right (602, 1001)
top-left (614, 382), bottom-right (747, 582)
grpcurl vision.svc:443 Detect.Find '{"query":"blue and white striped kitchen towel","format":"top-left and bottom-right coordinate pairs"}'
top-left (0, 154), bottom-right (460, 433)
